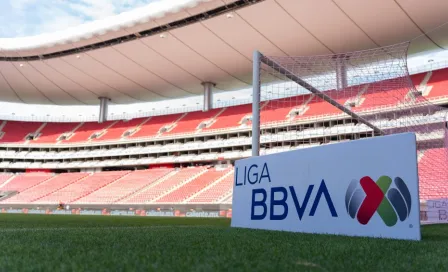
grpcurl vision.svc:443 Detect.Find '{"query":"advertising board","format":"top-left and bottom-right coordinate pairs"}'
top-left (231, 133), bottom-right (421, 240)
top-left (426, 199), bottom-right (448, 224)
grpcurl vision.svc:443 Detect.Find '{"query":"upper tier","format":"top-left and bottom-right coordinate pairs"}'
top-left (0, 68), bottom-right (447, 146)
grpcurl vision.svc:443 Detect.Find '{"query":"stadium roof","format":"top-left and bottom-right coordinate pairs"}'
top-left (0, 0), bottom-right (447, 105)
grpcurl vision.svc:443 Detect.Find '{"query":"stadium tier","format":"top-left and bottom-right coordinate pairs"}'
top-left (0, 68), bottom-right (446, 205)
top-left (0, 148), bottom-right (446, 204)
top-left (0, 69), bottom-right (445, 145)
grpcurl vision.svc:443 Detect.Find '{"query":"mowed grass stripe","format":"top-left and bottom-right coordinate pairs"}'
top-left (0, 225), bottom-right (222, 232)
top-left (0, 214), bottom-right (229, 228)
top-left (0, 214), bottom-right (447, 271)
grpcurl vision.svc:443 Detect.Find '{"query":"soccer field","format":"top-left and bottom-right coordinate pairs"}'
top-left (0, 214), bottom-right (447, 271)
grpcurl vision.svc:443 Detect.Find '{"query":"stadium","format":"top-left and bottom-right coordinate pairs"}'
top-left (0, 0), bottom-right (447, 270)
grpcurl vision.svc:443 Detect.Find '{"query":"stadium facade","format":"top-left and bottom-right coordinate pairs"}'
top-left (0, 0), bottom-right (447, 218)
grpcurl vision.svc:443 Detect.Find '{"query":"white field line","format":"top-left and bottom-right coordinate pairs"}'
top-left (0, 222), bottom-right (438, 233)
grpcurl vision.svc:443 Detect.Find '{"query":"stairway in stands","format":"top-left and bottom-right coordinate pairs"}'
top-left (121, 167), bottom-right (206, 203)
top-left (0, 173), bottom-right (53, 193)
top-left (34, 171), bottom-right (129, 204)
top-left (75, 168), bottom-right (173, 204)
top-left (188, 170), bottom-right (234, 203)
top-left (3, 172), bottom-right (89, 203)
top-left (156, 168), bottom-right (231, 203)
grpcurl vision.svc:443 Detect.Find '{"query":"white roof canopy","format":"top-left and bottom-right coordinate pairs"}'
top-left (0, 0), bottom-right (446, 105)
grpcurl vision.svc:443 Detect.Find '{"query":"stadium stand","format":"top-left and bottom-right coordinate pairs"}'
top-left (120, 167), bottom-right (207, 204)
top-left (0, 173), bottom-right (52, 193)
top-left (33, 122), bottom-right (78, 143)
top-left (0, 148), bottom-right (445, 204)
top-left (0, 69), bottom-right (445, 145)
top-left (167, 108), bottom-right (222, 134)
top-left (0, 174), bottom-right (13, 188)
top-left (418, 148), bottom-right (448, 200)
top-left (156, 168), bottom-right (232, 203)
top-left (188, 170), bottom-right (234, 203)
top-left (130, 114), bottom-right (183, 138)
top-left (0, 173), bottom-right (53, 192)
top-left (0, 121), bottom-right (42, 143)
top-left (261, 97), bottom-right (299, 123)
top-left (34, 171), bottom-right (128, 204)
top-left (354, 81), bottom-right (407, 110)
top-left (426, 69), bottom-right (448, 98)
top-left (64, 121), bottom-right (115, 143)
top-left (0, 68), bottom-right (446, 205)
top-left (300, 96), bottom-right (342, 117)
top-left (93, 118), bottom-right (143, 141)
top-left (74, 168), bottom-right (172, 204)
top-left (203, 104), bottom-right (252, 130)
top-left (2, 172), bottom-right (89, 203)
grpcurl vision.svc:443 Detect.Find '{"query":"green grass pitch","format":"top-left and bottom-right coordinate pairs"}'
top-left (0, 214), bottom-right (447, 271)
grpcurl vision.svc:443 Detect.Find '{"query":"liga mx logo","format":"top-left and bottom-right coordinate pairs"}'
top-left (345, 176), bottom-right (411, 227)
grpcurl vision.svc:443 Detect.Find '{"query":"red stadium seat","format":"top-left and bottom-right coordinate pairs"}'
top-left (204, 105), bottom-right (252, 130)
top-left (130, 114), bottom-right (183, 138)
top-left (63, 121), bottom-right (115, 143)
top-left (167, 109), bottom-right (222, 135)
top-left (0, 121), bottom-right (42, 143)
top-left (426, 68), bottom-right (448, 98)
top-left (95, 118), bottom-right (145, 141)
top-left (33, 123), bottom-right (78, 143)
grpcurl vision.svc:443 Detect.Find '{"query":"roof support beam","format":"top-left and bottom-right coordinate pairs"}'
top-left (335, 54), bottom-right (348, 90)
top-left (98, 97), bottom-right (110, 123)
top-left (202, 82), bottom-right (215, 112)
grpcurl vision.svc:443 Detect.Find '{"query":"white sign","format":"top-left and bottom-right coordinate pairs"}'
top-left (426, 199), bottom-right (448, 223)
top-left (231, 133), bottom-right (421, 240)
top-left (185, 211), bottom-right (219, 218)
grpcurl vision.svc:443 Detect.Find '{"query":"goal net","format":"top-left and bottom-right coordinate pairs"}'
top-left (252, 42), bottom-right (448, 201)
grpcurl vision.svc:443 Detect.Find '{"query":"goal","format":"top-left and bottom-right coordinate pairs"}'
top-left (251, 42), bottom-right (448, 200)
